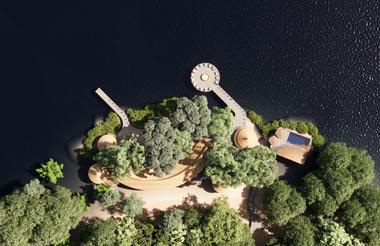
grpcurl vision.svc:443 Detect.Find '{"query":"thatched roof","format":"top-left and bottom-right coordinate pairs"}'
top-left (88, 163), bottom-right (111, 184)
top-left (96, 134), bottom-right (117, 151)
top-left (234, 127), bottom-right (257, 149)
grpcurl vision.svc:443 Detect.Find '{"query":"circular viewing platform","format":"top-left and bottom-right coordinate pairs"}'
top-left (191, 63), bottom-right (220, 92)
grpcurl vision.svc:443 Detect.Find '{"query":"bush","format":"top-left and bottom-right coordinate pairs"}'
top-left (313, 134), bottom-right (326, 147)
top-left (80, 112), bottom-right (121, 158)
top-left (247, 111), bottom-right (264, 128)
top-left (36, 158), bottom-right (64, 184)
top-left (126, 97), bottom-right (178, 128)
top-left (296, 122), bottom-right (309, 134)
top-left (93, 184), bottom-right (111, 196)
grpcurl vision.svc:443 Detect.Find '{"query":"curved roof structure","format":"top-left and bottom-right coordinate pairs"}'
top-left (88, 163), bottom-right (116, 185)
top-left (234, 127), bottom-right (260, 149)
top-left (96, 134), bottom-right (117, 151)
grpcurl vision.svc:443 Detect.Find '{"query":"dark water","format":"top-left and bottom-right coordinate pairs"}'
top-left (0, 1), bottom-right (379, 194)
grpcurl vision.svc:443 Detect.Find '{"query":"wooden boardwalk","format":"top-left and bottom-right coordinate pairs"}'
top-left (95, 88), bottom-right (130, 128)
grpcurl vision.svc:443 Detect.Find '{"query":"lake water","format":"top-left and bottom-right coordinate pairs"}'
top-left (0, 1), bottom-right (379, 194)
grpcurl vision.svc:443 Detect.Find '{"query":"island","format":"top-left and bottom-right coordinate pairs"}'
top-left (0, 63), bottom-right (378, 246)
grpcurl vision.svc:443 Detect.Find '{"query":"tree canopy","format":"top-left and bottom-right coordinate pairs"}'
top-left (302, 142), bottom-right (375, 216)
top-left (207, 107), bottom-right (233, 145)
top-left (80, 217), bottom-right (137, 246)
top-left (337, 186), bottom-right (380, 246)
top-left (0, 179), bottom-right (85, 246)
top-left (36, 158), bottom-right (64, 184)
top-left (93, 137), bottom-right (145, 179)
top-left (317, 218), bottom-right (364, 246)
top-left (143, 117), bottom-right (192, 176)
top-left (171, 95), bottom-right (211, 139)
top-left (123, 193), bottom-right (145, 218)
top-left (264, 180), bottom-right (306, 225)
top-left (205, 145), bottom-right (277, 188)
top-left (282, 216), bottom-right (316, 246)
top-left (97, 189), bottom-right (121, 209)
top-left (203, 198), bottom-right (254, 246)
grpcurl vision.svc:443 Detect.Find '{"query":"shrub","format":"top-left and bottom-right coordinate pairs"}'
top-left (126, 97), bottom-right (178, 128)
top-left (36, 158), bottom-right (64, 184)
top-left (93, 184), bottom-right (112, 196)
top-left (80, 112), bottom-right (121, 158)
top-left (247, 111), bottom-right (264, 128)
top-left (313, 134), bottom-right (326, 147)
top-left (296, 122), bottom-right (309, 134)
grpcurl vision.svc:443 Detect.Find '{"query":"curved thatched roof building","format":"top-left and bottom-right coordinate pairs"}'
top-left (88, 163), bottom-right (111, 184)
top-left (96, 134), bottom-right (117, 151)
top-left (233, 127), bottom-right (258, 149)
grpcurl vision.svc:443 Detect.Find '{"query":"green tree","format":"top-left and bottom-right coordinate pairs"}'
top-left (24, 178), bottom-right (45, 197)
top-left (144, 117), bottom-right (190, 176)
top-left (156, 208), bottom-right (187, 245)
top-left (133, 220), bottom-right (154, 246)
top-left (264, 180), bottom-right (306, 225)
top-left (80, 217), bottom-right (137, 246)
top-left (337, 186), bottom-right (380, 246)
top-left (171, 95), bottom-right (211, 138)
top-left (302, 173), bottom-right (326, 205)
top-left (123, 193), bottom-right (145, 217)
top-left (36, 158), bottom-right (64, 184)
top-left (0, 180), bottom-right (85, 246)
top-left (205, 145), bottom-right (277, 188)
top-left (174, 129), bottom-right (193, 155)
top-left (203, 198), bottom-right (254, 245)
top-left (306, 142), bottom-right (375, 216)
top-left (207, 107), bottom-right (233, 145)
top-left (317, 218), bottom-right (364, 246)
top-left (282, 216), bottom-right (316, 246)
top-left (98, 189), bottom-right (121, 209)
top-left (94, 137), bottom-right (145, 179)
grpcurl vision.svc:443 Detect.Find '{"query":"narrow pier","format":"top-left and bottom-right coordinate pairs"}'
top-left (95, 88), bottom-right (130, 128)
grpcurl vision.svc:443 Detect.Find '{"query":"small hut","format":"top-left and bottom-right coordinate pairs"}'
top-left (234, 127), bottom-right (257, 149)
top-left (96, 134), bottom-right (117, 151)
